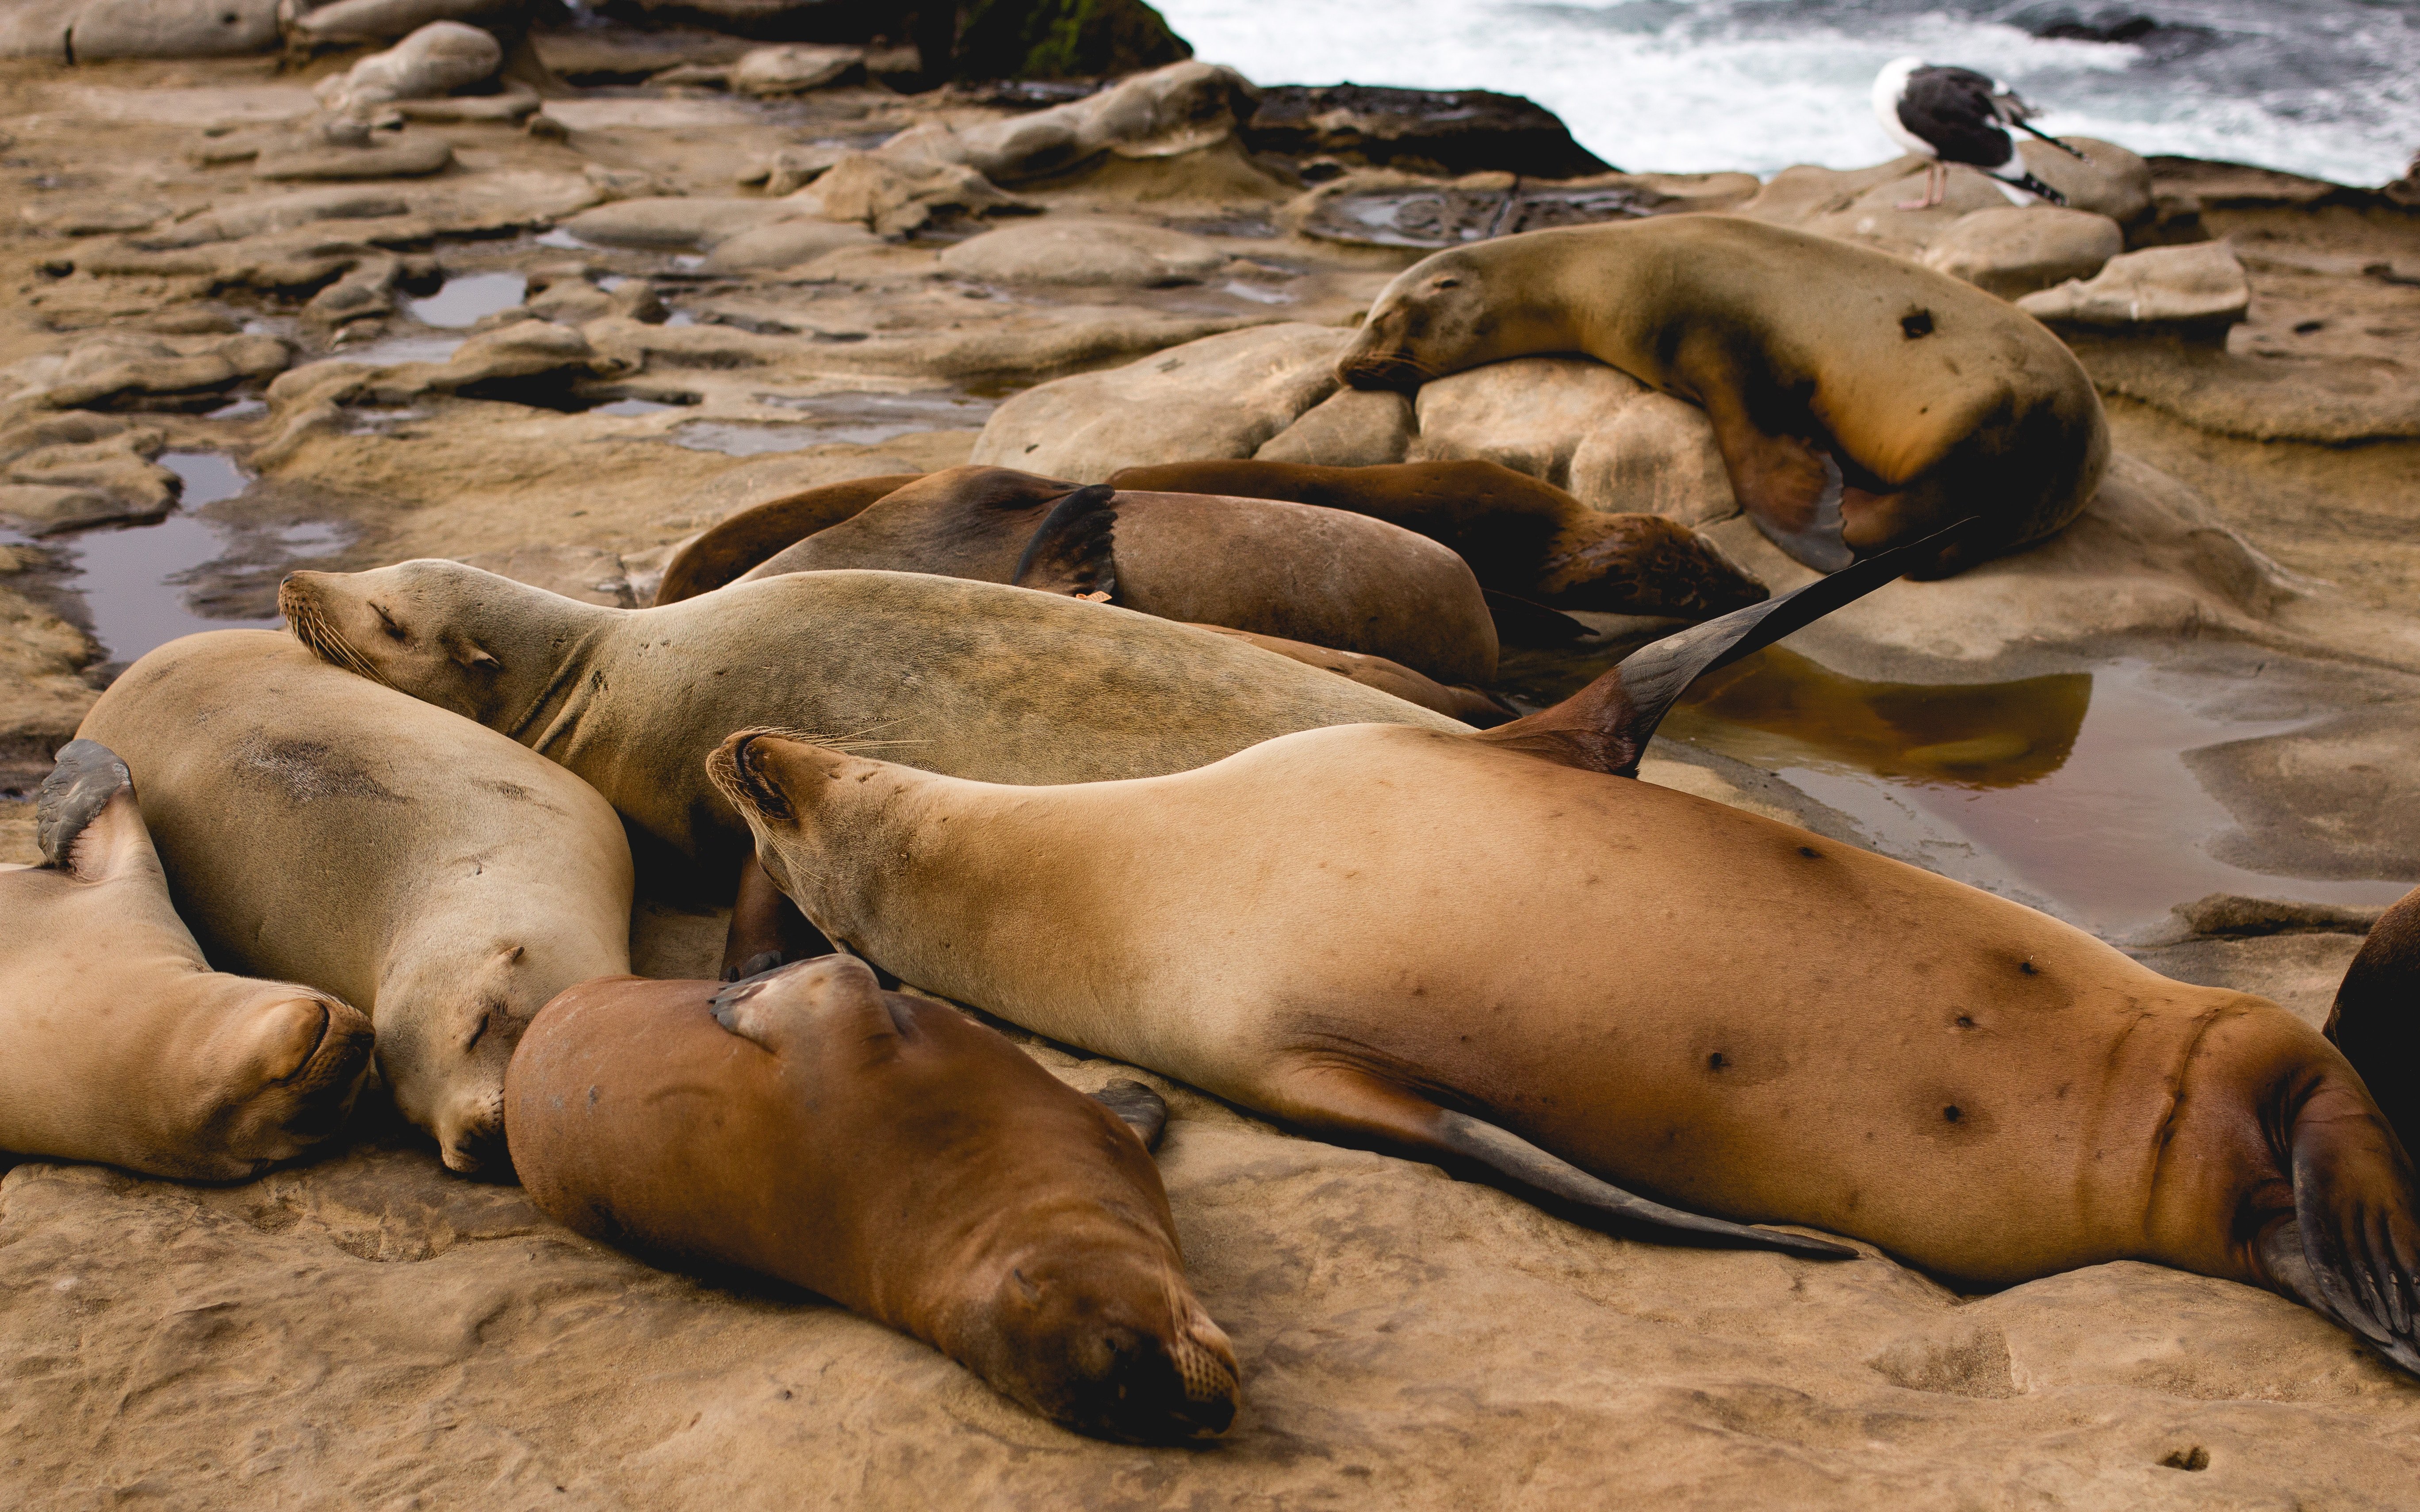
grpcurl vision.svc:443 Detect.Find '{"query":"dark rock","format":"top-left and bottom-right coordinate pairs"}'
top-left (593, 0), bottom-right (911, 45)
top-left (948, 0), bottom-right (1191, 81)
top-left (1243, 83), bottom-right (1613, 180)
top-left (2010, 6), bottom-right (2219, 59)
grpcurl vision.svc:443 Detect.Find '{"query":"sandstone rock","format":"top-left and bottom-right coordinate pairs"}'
top-left (1242, 84), bottom-right (1613, 179)
top-left (948, 0), bottom-right (1194, 81)
top-left (936, 217), bottom-right (1231, 287)
top-left (560, 196), bottom-right (799, 252)
top-left (0, 483), bottom-right (164, 536)
top-left (1408, 356), bottom-right (1649, 488)
top-left (2017, 136), bottom-right (2155, 227)
top-left (785, 151), bottom-right (1032, 237)
top-left (1567, 393), bottom-right (1738, 525)
top-left (0, 0), bottom-right (80, 61)
top-left (3, 431), bottom-right (176, 512)
top-left (740, 142), bottom-right (853, 196)
top-left (253, 131), bottom-right (455, 182)
top-left (1255, 387), bottom-right (1414, 467)
top-left (1288, 166), bottom-right (1761, 249)
top-left (459, 542), bottom-right (636, 607)
top-left (314, 19), bottom-right (502, 118)
top-left (699, 217), bottom-right (879, 273)
top-left (135, 187), bottom-right (411, 248)
top-left (27, 332), bottom-right (289, 412)
top-left (17, 199), bottom-right (173, 236)
top-left (2018, 240), bottom-right (2251, 335)
top-left (1738, 156), bottom-right (2019, 257)
top-left (1919, 205), bottom-right (2125, 300)
top-left (728, 42), bottom-right (861, 95)
top-left (66, 0), bottom-right (281, 59)
top-left (2187, 705), bottom-right (2420, 881)
top-left (969, 322), bottom-right (1347, 481)
top-left (389, 82), bottom-right (539, 122)
top-left (283, 0), bottom-right (514, 43)
top-left (881, 61), bottom-right (1256, 187)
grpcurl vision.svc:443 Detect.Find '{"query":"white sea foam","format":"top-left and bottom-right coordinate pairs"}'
top-left (1156, 0), bottom-right (2418, 186)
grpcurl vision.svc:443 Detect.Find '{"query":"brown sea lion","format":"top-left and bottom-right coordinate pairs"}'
top-left (77, 631), bottom-right (634, 1173)
top-left (654, 473), bottom-right (923, 605)
top-left (505, 957), bottom-right (1240, 1443)
top-left (0, 741), bottom-right (374, 1180)
top-left (1336, 218), bottom-right (2110, 577)
top-left (1107, 458), bottom-right (1769, 621)
top-left (2329, 886), bottom-right (2420, 1160)
top-left (711, 537), bottom-right (2420, 1377)
top-left (728, 465), bottom-right (1503, 687)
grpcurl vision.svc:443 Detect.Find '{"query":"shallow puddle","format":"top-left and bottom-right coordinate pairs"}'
top-left (405, 271), bottom-right (527, 328)
top-left (668, 390), bottom-right (997, 453)
top-left (1515, 643), bottom-right (2414, 935)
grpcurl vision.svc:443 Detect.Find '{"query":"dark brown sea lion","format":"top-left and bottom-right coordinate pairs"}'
top-left (1107, 458), bottom-right (1769, 621)
top-left (712, 547), bottom-right (2420, 1377)
top-left (654, 474), bottom-right (923, 606)
top-left (729, 465), bottom-right (1503, 687)
top-left (1336, 218), bottom-right (2110, 577)
top-left (0, 741), bottom-right (374, 1180)
top-left (505, 957), bottom-right (1240, 1443)
top-left (2329, 886), bottom-right (2420, 1160)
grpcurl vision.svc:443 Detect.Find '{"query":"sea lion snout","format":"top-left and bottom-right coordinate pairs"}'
top-left (978, 1259), bottom-right (1240, 1443)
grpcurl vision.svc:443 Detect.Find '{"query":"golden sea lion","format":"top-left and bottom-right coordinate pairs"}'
top-left (0, 741), bottom-right (374, 1180)
top-left (506, 958), bottom-right (1240, 1443)
top-left (710, 536), bottom-right (2420, 1377)
top-left (1106, 458), bottom-right (1769, 621)
top-left (1336, 218), bottom-right (2110, 577)
top-left (77, 632), bottom-right (634, 1173)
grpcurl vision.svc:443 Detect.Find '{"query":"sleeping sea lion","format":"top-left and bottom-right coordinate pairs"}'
top-left (2329, 885), bottom-right (2420, 1159)
top-left (506, 957), bottom-right (1240, 1443)
top-left (711, 537), bottom-right (2420, 1377)
top-left (1107, 458), bottom-right (1769, 621)
top-left (1336, 217), bottom-right (2110, 577)
top-left (77, 631), bottom-right (634, 1173)
top-left (728, 465), bottom-right (1503, 687)
top-left (0, 741), bottom-right (373, 1180)
top-left (654, 473), bottom-right (922, 605)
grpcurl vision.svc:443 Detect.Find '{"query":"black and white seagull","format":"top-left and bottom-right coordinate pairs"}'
top-left (1871, 57), bottom-right (2087, 210)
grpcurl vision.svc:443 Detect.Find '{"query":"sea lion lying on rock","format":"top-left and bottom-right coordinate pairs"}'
top-left (507, 958), bottom-right (1240, 1443)
top-left (1337, 218), bottom-right (2109, 577)
top-left (0, 741), bottom-right (373, 1181)
top-left (1107, 458), bottom-right (1769, 622)
top-left (77, 631), bottom-right (634, 1174)
top-left (713, 538), bottom-right (2420, 1377)
top-left (2329, 886), bottom-right (2420, 1160)
top-left (727, 465), bottom-right (1503, 687)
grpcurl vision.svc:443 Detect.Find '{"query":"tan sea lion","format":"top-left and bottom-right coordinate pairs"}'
top-left (77, 631), bottom-right (634, 1174)
top-left (729, 465), bottom-right (1503, 687)
top-left (654, 473), bottom-right (923, 606)
top-left (1336, 218), bottom-right (2110, 577)
top-left (2328, 886), bottom-right (2420, 1159)
top-left (506, 958), bottom-right (1240, 1443)
top-left (1107, 458), bottom-right (1769, 621)
top-left (712, 537), bottom-right (2420, 1377)
top-left (0, 741), bottom-right (374, 1180)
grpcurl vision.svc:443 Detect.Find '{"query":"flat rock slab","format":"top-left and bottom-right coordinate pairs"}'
top-left (253, 134), bottom-right (456, 182)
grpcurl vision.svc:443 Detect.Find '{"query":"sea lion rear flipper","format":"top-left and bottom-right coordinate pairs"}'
top-left (2272, 1069), bottom-right (2420, 1373)
top-left (1091, 1079), bottom-right (1169, 1152)
top-left (34, 739), bottom-right (147, 882)
top-left (1267, 1062), bottom-right (1855, 1259)
top-left (720, 855), bottom-right (839, 982)
top-left (1011, 484), bottom-right (1118, 600)
top-left (1482, 588), bottom-right (1594, 645)
top-left (1473, 517), bottom-right (1977, 775)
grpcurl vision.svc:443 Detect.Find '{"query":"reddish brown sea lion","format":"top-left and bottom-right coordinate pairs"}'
top-left (2329, 886), bottom-right (2420, 1160)
top-left (1106, 458), bottom-right (1769, 622)
top-left (505, 957), bottom-right (1240, 1442)
top-left (1336, 218), bottom-right (2110, 577)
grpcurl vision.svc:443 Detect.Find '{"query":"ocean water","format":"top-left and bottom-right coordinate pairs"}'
top-left (1158, 0), bottom-right (2419, 186)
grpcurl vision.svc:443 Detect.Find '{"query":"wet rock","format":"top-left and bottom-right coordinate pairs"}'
top-left (1918, 205), bottom-right (2125, 300)
top-left (969, 321), bottom-right (1347, 481)
top-left (253, 129), bottom-right (456, 182)
top-left (0, 483), bottom-right (165, 536)
top-left (2188, 706), bottom-right (2420, 881)
top-left (65, 0), bottom-right (281, 59)
top-left (1408, 357), bottom-right (1649, 489)
top-left (459, 542), bottom-right (636, 607)
top-left (1255, 387), bottom-right (1413, 467)
top-left (1243, 84), bottom-right (1613, 179)
top-left (15, 332), bottom-right (290, 413)
top-left (728, 42), bottom-right (862, 95)
top-left (948, 0), bottom-right (1194, 81)
top-left (1289, 166), bottom-right (1758, 249)
top-left (315, 19), bottom-right (502, 118)
top-left (2018, 241), bottom-right (2251, 336)
top-left (1567, 393), bottom-right (1738, 526)
top-left (936, 217), bottom-right (1231, 287)
top-left (283, 0), bottom-right (517, 43)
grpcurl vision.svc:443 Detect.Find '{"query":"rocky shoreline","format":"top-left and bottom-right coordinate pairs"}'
top-left (3, 17), bottom-right (2417, 1507)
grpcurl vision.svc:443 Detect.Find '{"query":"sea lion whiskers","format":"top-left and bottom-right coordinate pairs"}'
top-left (279, 584), bottom-right (392, 689)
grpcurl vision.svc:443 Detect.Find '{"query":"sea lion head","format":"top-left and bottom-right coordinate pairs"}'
top-left (1338, 245), bottom-right (1498, 392)
top-left (375, 935), bottom-right (578, 1175)
top-left (280, 561), bottom-right (573, 725)
top-left (178, 978), bottom-right (378, 1180)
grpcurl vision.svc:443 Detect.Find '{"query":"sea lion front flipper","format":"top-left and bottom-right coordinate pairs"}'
top-left (1091, 1079), bottom-right (1169, 1152)
top-left (1481, 588), bottom-right (1594, 645)
top-left (34, 739), bottom-right (146, 882)
top-left (1473, 517), bottom-right (1977, 776)
top-left (2275, 1069), bottom-right (2420, 1373)
top-left (1695, 383), bottom-right (1854, 573)
top-left (720, 855), bottom-right (839, 982)
top-left (1011, 484), bottom-right (1118, 599)
top-left (2325, 889), bottom-right (2420, 1157)
top-left (1266, 1062), bottom-right (1855, 1259)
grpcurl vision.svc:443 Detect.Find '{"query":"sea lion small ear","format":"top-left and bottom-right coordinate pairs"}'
top-left (444, 633), bottom-right (501, 672)
top-left (1012, 485), bottom-right (1118, 601)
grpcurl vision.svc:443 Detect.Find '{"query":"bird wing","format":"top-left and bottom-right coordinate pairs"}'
top-left (1898, 65), bottom-right (2015, 168)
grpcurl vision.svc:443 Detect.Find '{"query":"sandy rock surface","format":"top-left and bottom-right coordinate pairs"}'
top-left (2, 38), bottom-right (2418, 1508)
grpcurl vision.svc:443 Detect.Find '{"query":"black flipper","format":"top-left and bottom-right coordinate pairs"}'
top-left (720, 855), bottom-right (840, 983)
top-left (1482, 588), bottom-right (1595, 645)
top-left (35, 738), bottom-right (134, 878)
top-left (1092, 1079), bottom-right (1169, 1152)
top-left (2327, 889), bottom-right (2420, 1157)
top-left (1474, 517), bottom-right (1979, 776)
top-left (2270, 1065), bottom-right (2420, 1375)
top-left (1011, 484), bottom-right (1118, 599)
top-left (2013, 119), bottom-right (2090, 160)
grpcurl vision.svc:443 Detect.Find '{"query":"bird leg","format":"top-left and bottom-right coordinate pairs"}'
top-left (1896, 161), bottom-right (1945, 211)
